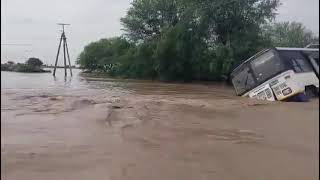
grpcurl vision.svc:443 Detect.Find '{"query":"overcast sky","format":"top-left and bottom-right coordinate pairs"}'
top-left (1, 0), bottom-right (319, 65)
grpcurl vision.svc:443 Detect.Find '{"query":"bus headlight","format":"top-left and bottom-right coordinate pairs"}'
top-left (282, 88), bottom-right (292, 96)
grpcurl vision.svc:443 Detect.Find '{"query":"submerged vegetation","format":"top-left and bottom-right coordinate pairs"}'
top-left (77, 0), bottom-right (319, 81)
top-left (1, 58), bottom-right (51, 73)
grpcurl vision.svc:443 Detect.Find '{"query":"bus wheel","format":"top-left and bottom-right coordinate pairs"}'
top-left (284, 93), bottom-right (309, 102)
top-left (291, 93), bottom-right (309, 102)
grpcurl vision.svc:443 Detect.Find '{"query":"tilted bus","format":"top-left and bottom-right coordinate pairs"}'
top-left (230, 47), bottom-right (319, 101)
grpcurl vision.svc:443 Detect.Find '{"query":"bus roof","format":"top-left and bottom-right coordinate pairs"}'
top-left (231, 47), bottom-right (319, 75)
top-left (305, 44), bottom-right (319, 48)
top-left (275, 47), bottom-right (319, 51)
top-left (231, 48), bottom-right (271, 75)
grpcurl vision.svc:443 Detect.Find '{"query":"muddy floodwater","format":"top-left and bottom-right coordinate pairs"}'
top-left (1, 69), bottom-right (319, 180)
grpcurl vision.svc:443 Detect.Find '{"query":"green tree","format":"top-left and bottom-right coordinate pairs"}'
top-left (124, 41), bottom-right (158, 78)
top-left (77, 37), bottom-right (133, 72)
top-left (264, 21), bottom-right (319, 47)
top-left (121, 0), bottom-right (180, 41)
top-left (79, 0), bottom-right (282, 81)
top-left (154, 24), bottom-right (193, 81)
top-left (26, 57), bottom-right (43, 67)
top-left (121, 0), bottom-right (280, 75)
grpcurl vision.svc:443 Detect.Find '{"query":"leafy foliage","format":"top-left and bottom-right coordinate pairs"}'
top-left (77, 0), bottom-right (317, 82)
top-left (120, 0), bottom-right (180, 41)
top-left (77, 37), bottom-right (134, 72)
top-left (263, 21), bottom-right (319, 47)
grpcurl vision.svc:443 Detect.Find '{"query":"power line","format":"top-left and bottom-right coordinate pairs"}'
top-left (1, 44), bottom-right (32, 46)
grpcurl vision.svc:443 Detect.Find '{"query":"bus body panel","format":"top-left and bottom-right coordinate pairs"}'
top-left (243, 70), bottom-right (304, 101)
top-left (294, 72), bottom-right (319, 89)
top-left (242, 70), bottom-right (318, 101)
top-left (270, 71), bottom-right (304, 101)
top-left (247, 84), bottom-right (276, 101)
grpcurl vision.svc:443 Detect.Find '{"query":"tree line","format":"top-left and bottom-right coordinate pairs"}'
top-left (1, 58), bottom-right (51, 73)
top-left (77, 0), bottom-right (319, 81)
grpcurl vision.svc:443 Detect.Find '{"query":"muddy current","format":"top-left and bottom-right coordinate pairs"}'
top-left (1, 69), bottom-right (319, 180)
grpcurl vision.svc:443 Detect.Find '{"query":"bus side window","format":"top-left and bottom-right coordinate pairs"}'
top-left (279, 50), bottom-right (313, 73)
top-left (291, 59), bottom-right (303, 72)
top-left (292, 58), bottom-right (313, 73)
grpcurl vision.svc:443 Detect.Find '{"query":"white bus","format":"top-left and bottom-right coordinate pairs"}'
top-left (230, 47), bottom-right (319, 101)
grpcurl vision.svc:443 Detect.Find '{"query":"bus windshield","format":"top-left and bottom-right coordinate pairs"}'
top-left (250, 50), bottom-right (286, 83)
top-left (231, 65), bottom-right (256, 95)
top-left (231, 50), bottom-right (287, 95)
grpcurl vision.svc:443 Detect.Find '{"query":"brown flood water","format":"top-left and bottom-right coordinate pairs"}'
top-left (1, 69), bottom-right (319, 180)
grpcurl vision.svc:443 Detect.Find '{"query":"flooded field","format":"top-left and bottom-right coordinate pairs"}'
top-left (1, 69), bottom-right (319, 180)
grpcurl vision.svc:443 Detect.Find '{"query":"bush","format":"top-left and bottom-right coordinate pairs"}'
top-left (14, 64), bottom-right (40, 72)
top-left (1, 64), bottom-right (10, 71)
top-left (26, 57), bottom-right (43, 67)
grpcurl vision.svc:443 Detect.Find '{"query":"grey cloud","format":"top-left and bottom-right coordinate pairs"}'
top-left (1, 0), bottom-right (319, 65)
top-left (276, 0), bottom-right (319, 34)
top-left (5, 16), bottom-right (34, 24)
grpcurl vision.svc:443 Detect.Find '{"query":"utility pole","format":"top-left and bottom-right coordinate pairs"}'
top-left (53, 23), bottom-right (72, 77)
